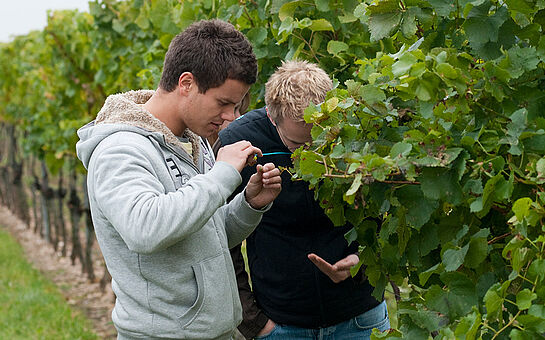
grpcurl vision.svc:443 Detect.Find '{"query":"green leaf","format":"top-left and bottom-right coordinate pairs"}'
top-left (400, 9), bottom-right (417, 38)
top-left (278, 0), bottom-right (301, 21)
top-left (512, 197), bottom-right (533, 220)
top-left (516, 289), bottom-right (537, 310)
top-left (528, 259), bottom-right (545, 281)
top-left (454, 308), bottom-right (481, 339)
top-left (401, 308), bottom-right (442, 332)
top-left (392, 52), bottom-right (418, 77)
top-left (464, 179), bottom-right (483, 195)
top-left (298, 150), bottom-right (325, 178)
top-left (436, 63), bottom-right (458, 79)
top-left (443, 243), bottom-right (469, 271)
top-left (278, 17), bottom-right (295, 39)
top-left (465, 234), bottom-right (489, 268)
top-left (314, 0), bottom-right (329, 12)
top-left (419, 263), bottom-right (442, 285)
top-left (246, 27), bottom-right (268, 45)
top-left (390, 142), bottom-right (412, 158)
top-left (420, 168), bottom-right (463, 205)
top-left (426, 272), bottom-right (477, 319)
top-left (354, 3), bottom-right (367, 20)
top-left (309, 18), bottom-right (334, 32)
top-left (427, 0), bottom-right (457, 16)
top-left (326, 96), bottom-right (339, 111)
top-left (368, 11), bottom-right (402, 41)
top-left (360, 84), bottom-right (386, 105)
top-left (149, 0), bottom-right (180, 35)
top-left (396, 185), bottom-right (438, 229)
top-left (327, 204), bottom-right (345, 226)
top-left (463, 3), bottom-right (510, 59)
top-left (346, 173), bottom-right (363, 196)
top-left (484, 284), bottom-right (504, 321)
top-left (484, 281), bottom-right (511, 321)
top-left (473, 174), bottom-right (503, 217)
top-left (535, 158), bottom-right (545, 184)
top-left (327, 40), bottom-right (349, 56)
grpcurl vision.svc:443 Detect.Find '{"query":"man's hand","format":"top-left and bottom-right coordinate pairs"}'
top-left (216, 140), bottom-right (262, 172)
top-left (257, 319), bottom-right (276, 337)
top-left (245, 163), bottom-right (281, 209)
top-left (307, 253), bottom-right (359, 283)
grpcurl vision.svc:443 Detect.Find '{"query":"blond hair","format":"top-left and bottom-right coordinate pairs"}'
top-left (265, 60), bottom-right (332, 123)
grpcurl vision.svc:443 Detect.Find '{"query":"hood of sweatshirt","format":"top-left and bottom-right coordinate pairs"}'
top-left (76, 90), bottom-right (200, 169)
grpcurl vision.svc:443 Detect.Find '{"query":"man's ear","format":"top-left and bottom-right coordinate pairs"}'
top-left (178, 72), bottom-right (194, 95)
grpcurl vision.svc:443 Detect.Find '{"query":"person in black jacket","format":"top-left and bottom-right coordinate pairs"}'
top-left (218, 60), bottom-right (390, 340)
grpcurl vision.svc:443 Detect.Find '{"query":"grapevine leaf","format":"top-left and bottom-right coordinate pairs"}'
top-left (345, 173), bottom-right (362, 196)
top-left (360, 84), bottom-right (386, 105)
top-left (326, 204), bottom-right (345, 226)
top-left (298, 150), bottom-right (325, 179)
top-left (327, 40), bottom-right (349, 56)
top-left (392, 52), bottom-right (418, 77)
top-left (425, 272), bottom-right (477, 320)
top-left (368, 11), bottom-right (402, 41)
top-left (454, 309), bottom-right (481, 339)
top-left (419, 263), bottom-right (442, 286)
top-left (484, 288), bottom-right (503, 321)
top-left (537, 158), bottom-right (545, 183)
top-left (420, 168), bottom-right (463, 204)
top-left (246, 27), bottom-right (268, 46)
top-left (396, 186), bottom-right (438, 229)
top-left (309, 18), bottom-right (334, 32)
top-left (465, 233), bottom-right (489, 268)
top-left (400, 8), bottom-right (418, 38)
top-left (443, 243), bottom-right (469, 271)
top-left (516, 289), bottom-right (537, 310)
top-left (484, 281), bottom-right (511, 321)
top-left (528, 259), bottom-right (545, 281)
top-left (401, 308), bottom-right (441, 332)
top-left (314, 0), bottom-right (329, 12)
top-left (427, 0), bottom-right (456, 17)
top-left (390, 142), bottom-right (412, 158)
top-left (472, 174), bottom-right (503, 217)
top-left (278, 0), bottom-right (301, 21)
top-left (512, 197), bottom-right (533, 220)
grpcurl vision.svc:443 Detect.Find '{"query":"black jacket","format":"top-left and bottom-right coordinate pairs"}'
top-left (219, 108), bottom-right (380, 337)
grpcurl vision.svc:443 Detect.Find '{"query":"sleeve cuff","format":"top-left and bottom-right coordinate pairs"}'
top-left (243, 188), bottom-right (273, 212)
top-left (238, 312), bottom-right (270, 339)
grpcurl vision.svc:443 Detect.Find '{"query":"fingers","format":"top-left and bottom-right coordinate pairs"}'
top-left (216, 141), bottom-right (262, 172)
top-left (308, 253), bottom-right (358, 283)
top-left (334, 254), bottom-right (360, 271)
top-left (260, 163), bottom-right (282, 188)
top-left (308, 253), bottom-right (334, 272)
top-left (247, 154), bottom-right (257, 167)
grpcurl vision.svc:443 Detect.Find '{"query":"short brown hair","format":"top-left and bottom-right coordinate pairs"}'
top-left (159, 19), bottom-right (257, 93)
top-left (265, 60), bottom-right (332, 123)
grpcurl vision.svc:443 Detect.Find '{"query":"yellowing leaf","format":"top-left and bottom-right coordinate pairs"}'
top-left (326, 97), bottom-right (339, 112)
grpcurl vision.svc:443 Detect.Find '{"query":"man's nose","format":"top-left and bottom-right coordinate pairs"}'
top-left (221, 106), bottom-right (236, 122)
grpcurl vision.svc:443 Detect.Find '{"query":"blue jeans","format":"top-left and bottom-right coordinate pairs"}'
top-left (254, 300), bottom-right (390, 340)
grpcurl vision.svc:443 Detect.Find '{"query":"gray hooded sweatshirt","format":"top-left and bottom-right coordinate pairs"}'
top-left (76, 90), bottom-right (267, 340)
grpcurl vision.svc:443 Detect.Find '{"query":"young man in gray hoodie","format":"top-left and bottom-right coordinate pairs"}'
top-left (76, 19), bottom-right (282, 340)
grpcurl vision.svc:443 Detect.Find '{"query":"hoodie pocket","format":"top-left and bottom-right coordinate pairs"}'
top-left (178, 252), bottom-right (235, 336)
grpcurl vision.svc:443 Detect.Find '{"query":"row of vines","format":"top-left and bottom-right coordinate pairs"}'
top-left (1, 0), bottom-right (544, 338)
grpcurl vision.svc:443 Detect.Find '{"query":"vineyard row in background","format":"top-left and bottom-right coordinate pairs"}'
top-left (0, 123), bottom-right (110, 288)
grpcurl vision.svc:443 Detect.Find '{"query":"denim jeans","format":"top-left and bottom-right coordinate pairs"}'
top-left (254, 300), bottom-right (390, 340)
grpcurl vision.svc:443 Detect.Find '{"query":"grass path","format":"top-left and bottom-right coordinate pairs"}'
top-left (0, 226), bottom-right (99, 340)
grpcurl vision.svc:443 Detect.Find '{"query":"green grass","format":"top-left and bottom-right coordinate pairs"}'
top-left (0, 227), bottom-right (99, 340)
